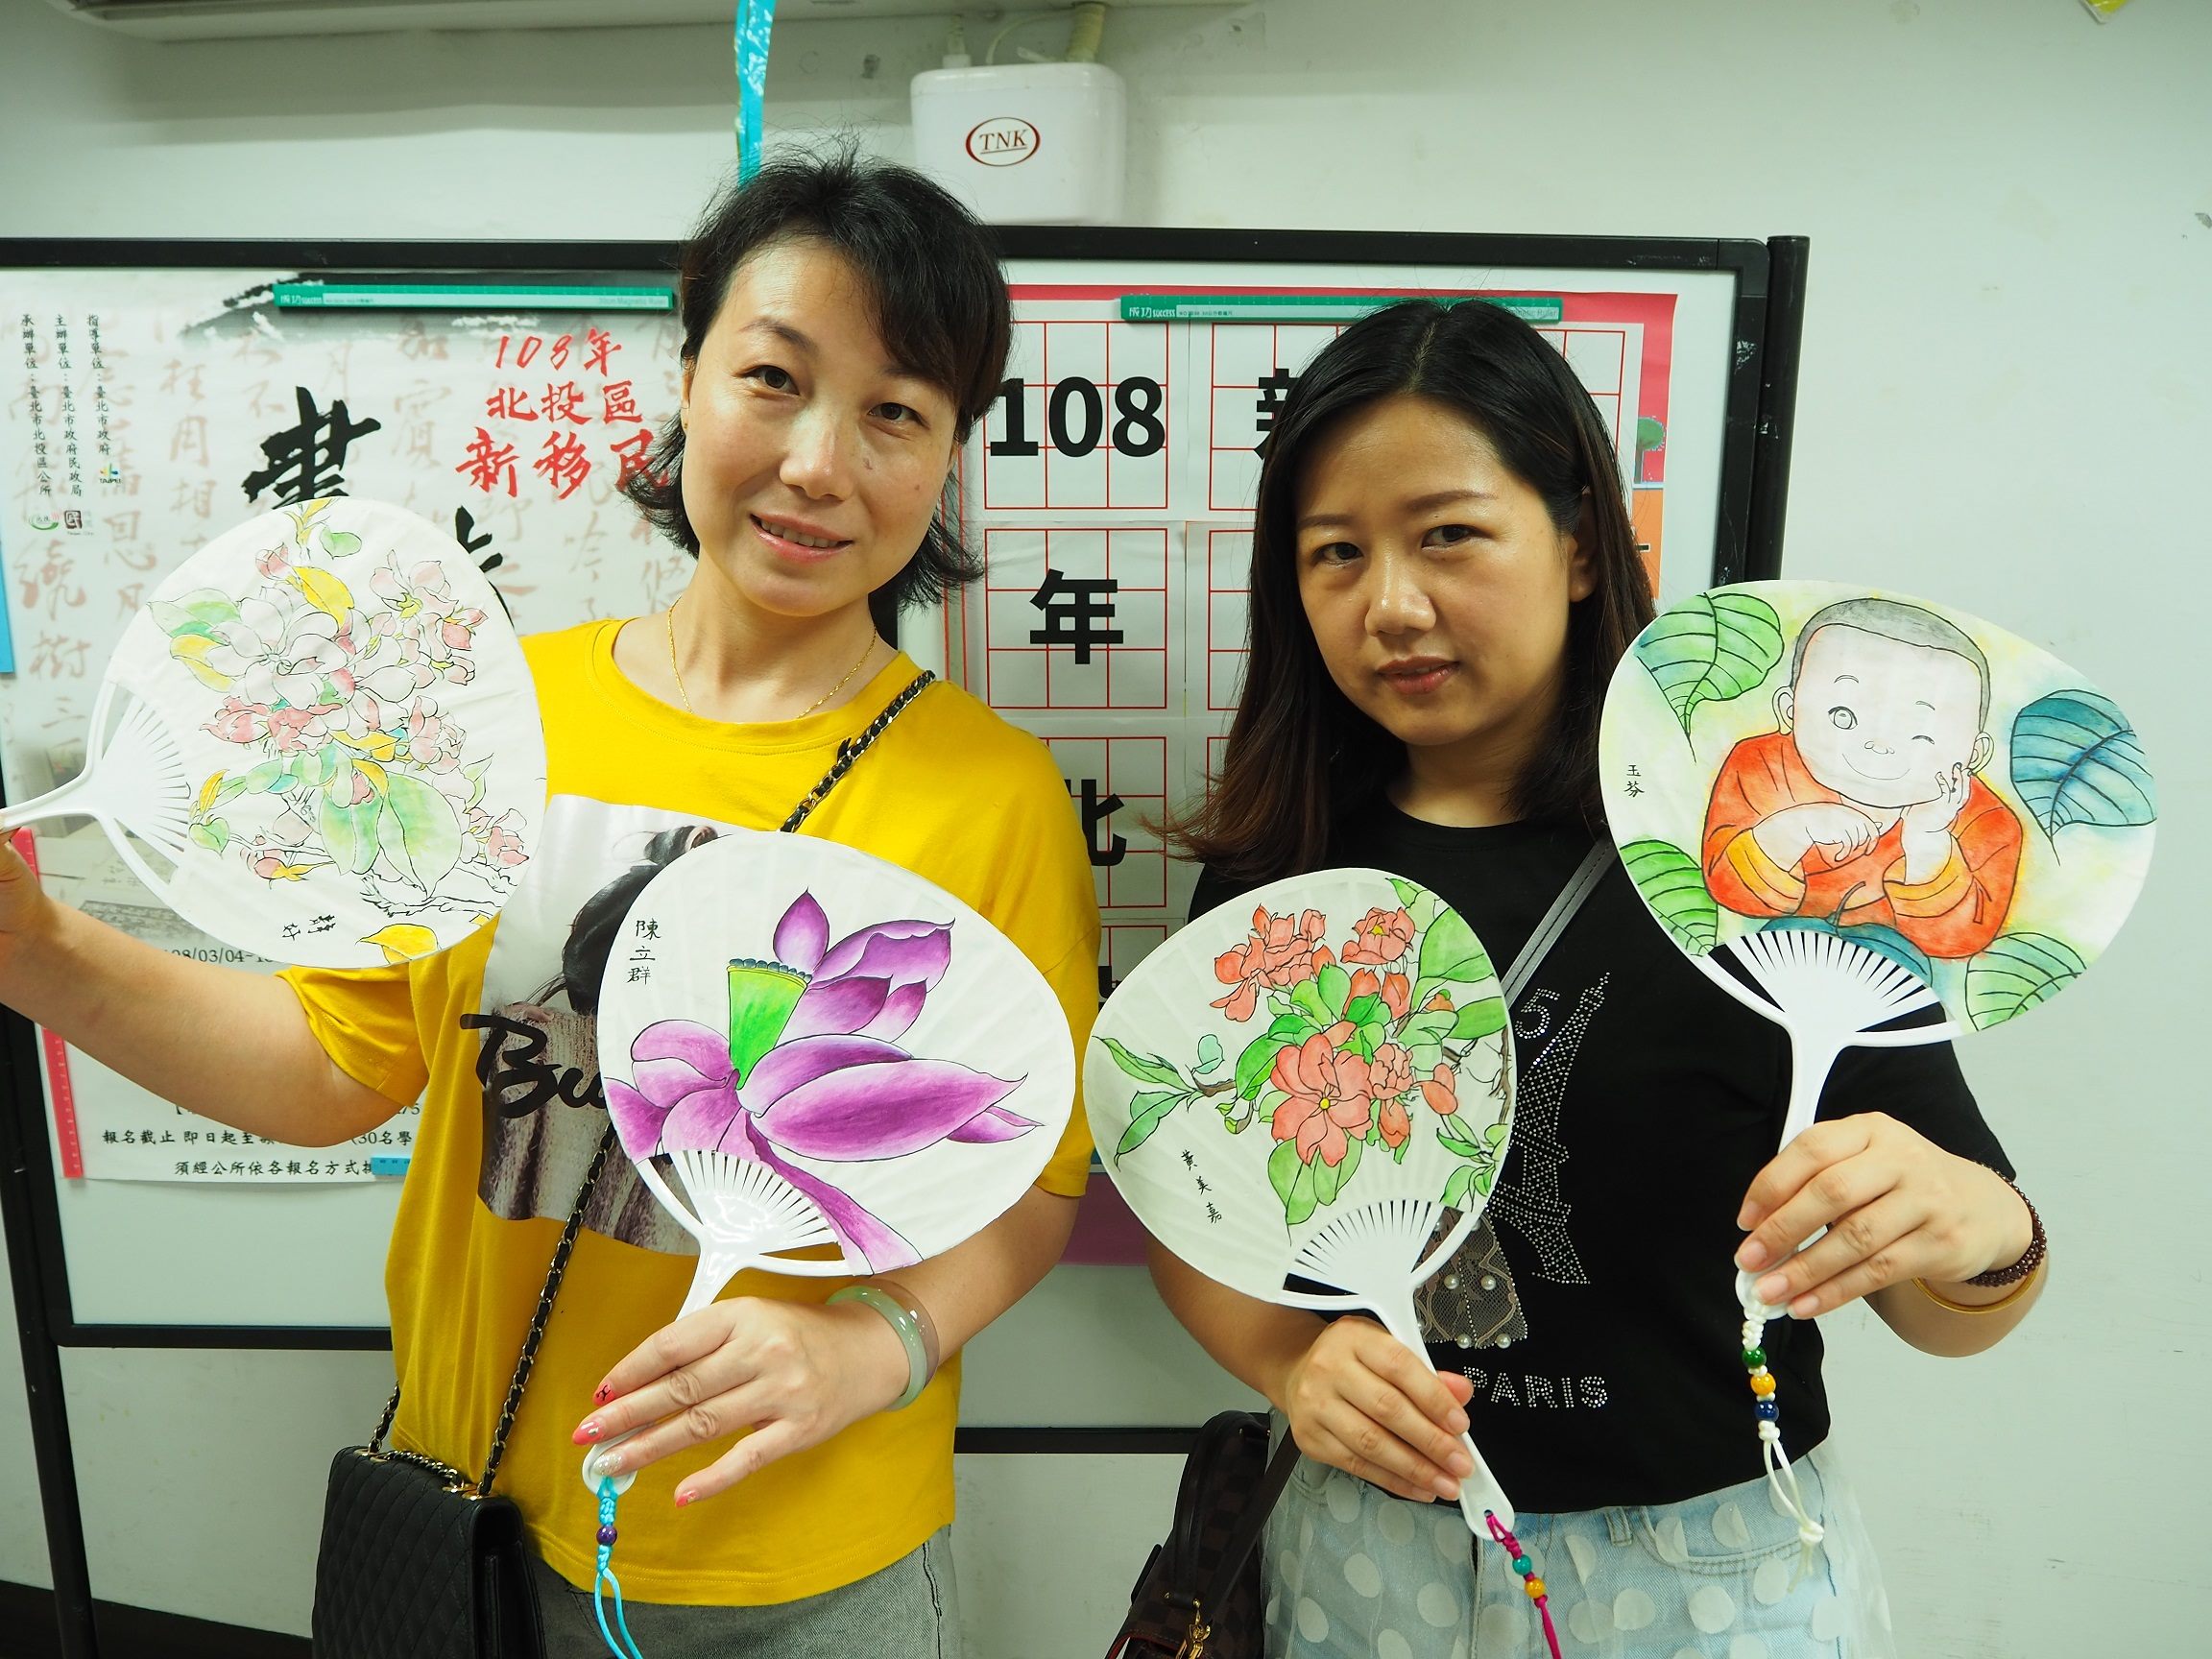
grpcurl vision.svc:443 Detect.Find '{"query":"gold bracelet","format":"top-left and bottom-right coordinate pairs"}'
top-left (1910, 1262), bottom-right (2044, 1315)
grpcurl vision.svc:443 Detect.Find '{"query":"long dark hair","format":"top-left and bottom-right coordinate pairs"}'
top-left (1172, 299), bottom-right (1654, 883)
top-left (623, 147), bottom-right (1012, 616)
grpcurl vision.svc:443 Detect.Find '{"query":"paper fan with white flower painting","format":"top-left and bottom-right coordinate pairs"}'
top-left (1087, 868), bottom-right (1522, 1529)
top-left (594, 829), bottom-right (1076, 1320)
top-left (1, 497), bottom-right (544, 967)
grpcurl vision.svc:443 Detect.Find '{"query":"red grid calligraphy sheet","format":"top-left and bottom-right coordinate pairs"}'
top-left (981, 525), bottom-right (1169, 711)
top-left (1202, 526), bottom-right (1255, 713)
top-left (975, 316), bottom-right (1170, 513)
top-left (1044, 733), bottom-right (1168, 911)
top-left (1205, 318), bottom-right (1635, 514)
top-left (1101, 922), bottom-right (1172, 998)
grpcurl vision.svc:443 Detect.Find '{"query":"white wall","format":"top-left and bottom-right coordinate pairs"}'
top-left (2, 0), bottom-right (2206, 1653)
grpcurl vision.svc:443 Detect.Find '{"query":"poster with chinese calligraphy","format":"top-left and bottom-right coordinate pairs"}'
top-left (1, 269), bottom-right (685, 1181)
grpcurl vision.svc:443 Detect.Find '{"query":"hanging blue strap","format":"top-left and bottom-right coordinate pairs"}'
top-left (591, 1475), bottom-right (646, 1659)
top-left (734, 0), bottom-right (780, 181)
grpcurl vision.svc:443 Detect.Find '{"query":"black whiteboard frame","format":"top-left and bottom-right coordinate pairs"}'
top-left (1, 226), bottom-right (1805, 1349)
top-left (0, 228), bottom-right (1805, 1654)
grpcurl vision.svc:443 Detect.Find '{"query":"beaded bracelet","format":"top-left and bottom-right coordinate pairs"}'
top-left (829, 1284), bottom-right (935, 1410)
top-left (1962, 1176), bottom-right (2045, 1287)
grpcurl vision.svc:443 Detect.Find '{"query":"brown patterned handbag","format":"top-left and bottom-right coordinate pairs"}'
top-left (1106, 1411), bottom-right (1302, 1659)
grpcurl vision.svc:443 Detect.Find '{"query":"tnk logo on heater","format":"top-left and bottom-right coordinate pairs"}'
top-left (966, 117), bottom-right (1041, 166)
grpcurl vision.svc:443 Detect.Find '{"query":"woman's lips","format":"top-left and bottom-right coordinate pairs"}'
top-left (1378, 660), bottom-right (1457, 695)
top-left (750, 513), bottom-right (853, 562)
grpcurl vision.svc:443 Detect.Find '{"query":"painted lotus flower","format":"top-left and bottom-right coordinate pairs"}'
top-left (1212, 906), bottom-right (1334, 1022)
top-left (604, 891), bottom-right (1036, 1270)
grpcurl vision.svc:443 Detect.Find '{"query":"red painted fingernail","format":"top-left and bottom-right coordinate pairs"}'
top-left (674, 1490), bottom-right (696, 1508)
top-left (573, 1420), bottom-right (602, 1445)
top-left (593, 1383), bottom-right (613, 1406)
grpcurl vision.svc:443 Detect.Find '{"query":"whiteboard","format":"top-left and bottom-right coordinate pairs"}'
top-left (0, 234), bottom-right (1796, 1410)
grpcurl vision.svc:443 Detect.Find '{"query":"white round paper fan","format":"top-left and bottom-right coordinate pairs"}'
top-left (1087, 866), bottom-right (1519, 1526)
top-left (594, 829), bottom-right (1076, 1316)
top-left (1600, 578), bottom-right (2156, 1540)
top-left (1602, 578), bottom-right (2156, 1153)
top-left (3, 497), bottom-right (546, 969)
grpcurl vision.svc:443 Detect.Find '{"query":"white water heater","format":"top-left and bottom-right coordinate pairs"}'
top-left (910, 60), bottom-right (1127, 226)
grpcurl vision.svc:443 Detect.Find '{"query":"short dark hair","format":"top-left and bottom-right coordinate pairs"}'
top-left (1790, 597), bottom-right (1992, 728)
top-left (623, 148), bottom-right (1011, 615)
top-left (1170, 299), bottom-right (1655, 883)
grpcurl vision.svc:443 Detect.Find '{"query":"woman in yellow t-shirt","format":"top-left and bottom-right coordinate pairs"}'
top-left (0, 155), bottom-right (1099, 1657)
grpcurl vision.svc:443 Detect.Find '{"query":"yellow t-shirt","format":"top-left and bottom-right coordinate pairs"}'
top-left (282, 620), bottom-right (1098, 1604)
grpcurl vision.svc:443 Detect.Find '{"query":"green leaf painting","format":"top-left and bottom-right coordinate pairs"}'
top-left (1115, 1091), bottom-right (1185, 1160)
top-left (378, 772), bottom-right (465, 896)
top-left (1448, 998), bottom-right (1507, 1044)
top-left (319, 792), bottom-right (382, 878)
top-left (1101, 1037), bottom-right (1187, 1090)
top-left (1620, 838), bottom-right (1719, 955)
top-left (152, 589), bottom-right (244, 639)
top-left (1415, 907), bottom-right (1495, 991)
top-left (1967, 932), bottom-right (2086, 1031)
top-left (1194, 1033), bottom-right (1224, 1074)
top-left (2009, 689), bottom-right (2156, 841)
top-left (1634, 590), bottom-right (1785, 739)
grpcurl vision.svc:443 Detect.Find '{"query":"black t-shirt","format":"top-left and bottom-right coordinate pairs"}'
top-left (1189, 804), bottom-right (2011, 1511)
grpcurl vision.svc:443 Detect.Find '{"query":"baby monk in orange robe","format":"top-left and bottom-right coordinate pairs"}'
top-left (1703, 597), bottom-right (2023, 959)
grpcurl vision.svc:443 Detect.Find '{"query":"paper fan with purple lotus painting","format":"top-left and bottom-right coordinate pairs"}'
top-left (594, 829), bottom-right (1076, 1319)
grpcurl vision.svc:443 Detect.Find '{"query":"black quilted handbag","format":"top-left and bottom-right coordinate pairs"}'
top-left (312, 1441), bottom-right (540, 1658)
top-left (1106, 1411), bottom-right (1301, 1659)
top-left (310, 1125), bottom-right (615, 1659)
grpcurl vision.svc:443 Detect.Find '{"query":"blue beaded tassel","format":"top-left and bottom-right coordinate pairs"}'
top-left (592, 1475), bottom-right (646, 1659)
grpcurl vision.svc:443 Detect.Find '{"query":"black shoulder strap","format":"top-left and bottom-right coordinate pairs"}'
top-left (1501, 837), bottom-right (1612, 1005)
top-left (1197, 1430), bottom-right (1303, 1625)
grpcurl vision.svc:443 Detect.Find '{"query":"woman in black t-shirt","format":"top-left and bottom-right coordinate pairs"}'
top-left (1152, 301), bottom-right (2046, 1658)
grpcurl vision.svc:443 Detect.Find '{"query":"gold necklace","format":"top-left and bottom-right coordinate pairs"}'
top-left (663, 599), bottom-right (878, 720)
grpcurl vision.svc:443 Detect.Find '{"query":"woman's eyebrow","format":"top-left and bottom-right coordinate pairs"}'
top-left (1296, 488), bottom-right (1495, 530)
top-left (743, 316), bottom-right (926, 386)
top-left (740, 316), bottom-right (817, 352)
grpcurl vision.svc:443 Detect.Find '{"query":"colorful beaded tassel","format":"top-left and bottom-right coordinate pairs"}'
top-left (1483, 1512), bottom-right (1563, 1659)
top-left (592, 1476), bottom-right (645, 1659)
top-left (1740, 1309), bottom-right (1825, 1573)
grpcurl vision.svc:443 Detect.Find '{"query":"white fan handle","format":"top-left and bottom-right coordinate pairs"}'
top-left (1373, 1298), bottom-right (1516, 1532)
top-left (0, 674), bottom-right (119, 833)
top-left (575, 1238), bottom-right (773, 1498)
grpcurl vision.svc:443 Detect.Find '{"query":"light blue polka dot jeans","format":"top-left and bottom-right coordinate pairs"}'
top-left (1262, 1432), bottom-right (1893, 1659)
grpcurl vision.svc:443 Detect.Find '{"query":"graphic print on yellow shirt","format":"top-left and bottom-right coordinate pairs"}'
top-left (283, 621), bottom-right (1099, 1605)
top-left (468, 808), bottom-right (725, 1252)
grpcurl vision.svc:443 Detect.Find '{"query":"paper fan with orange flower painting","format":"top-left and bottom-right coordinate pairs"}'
top-left (1087, 866), bottom-right (1523, 1529)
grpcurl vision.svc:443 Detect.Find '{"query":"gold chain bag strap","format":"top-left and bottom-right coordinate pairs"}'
top-left (310, 671), bottom-right (936, 1659)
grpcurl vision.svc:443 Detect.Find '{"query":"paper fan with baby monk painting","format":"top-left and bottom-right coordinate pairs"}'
top-left (1599, 578), bottom-right (2155, 1534)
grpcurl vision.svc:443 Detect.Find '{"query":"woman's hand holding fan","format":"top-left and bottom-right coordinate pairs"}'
top-left (1601, 578), bottom-right (2155, 1533)
top-left (1087, 869), bottom-right (1521, 1533)
top-left (581, 830), bottom-right (1075, 1494)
